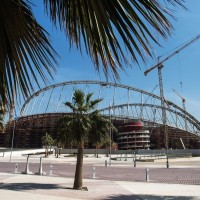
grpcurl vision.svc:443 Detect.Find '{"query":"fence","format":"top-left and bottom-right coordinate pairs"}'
top-left (1, 148), bottom-right (200, 157)
top-left (59, 148), bottom-right (200, 156)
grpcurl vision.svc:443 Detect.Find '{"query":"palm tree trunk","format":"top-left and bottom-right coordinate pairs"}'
top-left (73, 141), bottom-right (84, 189)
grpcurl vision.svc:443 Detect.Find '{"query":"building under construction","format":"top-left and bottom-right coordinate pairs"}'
top-left (2, 80), bottom-right (200, 149)
top-left (3, 113), bottom-right (200, 150)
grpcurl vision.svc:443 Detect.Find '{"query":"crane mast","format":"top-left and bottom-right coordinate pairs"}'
top-left (157, 63), bottom-right (169, 168)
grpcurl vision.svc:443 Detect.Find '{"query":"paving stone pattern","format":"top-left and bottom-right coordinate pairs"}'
top-left (1, 162), bottom-right (200, 185)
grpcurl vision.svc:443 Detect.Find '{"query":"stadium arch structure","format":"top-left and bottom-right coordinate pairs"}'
top-left (4, 80), bottom-right (200, 149)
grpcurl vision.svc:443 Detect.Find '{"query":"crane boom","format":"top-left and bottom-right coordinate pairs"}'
top-left (144, 34), bottom-right (200, 76)
top-left (172, 88), bottom-right (185, 103)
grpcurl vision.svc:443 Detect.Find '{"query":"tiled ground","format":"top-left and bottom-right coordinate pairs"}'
top-left (1, 161), bottom-right (200, 185)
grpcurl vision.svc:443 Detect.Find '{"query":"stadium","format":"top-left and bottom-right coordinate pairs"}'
top-left (3, 80), bottom-right (200, 149)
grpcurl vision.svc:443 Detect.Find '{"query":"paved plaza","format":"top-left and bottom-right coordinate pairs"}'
top-left (1, 152), bottom-right (200, 199)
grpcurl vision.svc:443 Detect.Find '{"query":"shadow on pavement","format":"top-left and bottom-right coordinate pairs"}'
top-left (0, 182), bottom-right (67, 191)
top-left (106, 194), bottom-right (198, 200)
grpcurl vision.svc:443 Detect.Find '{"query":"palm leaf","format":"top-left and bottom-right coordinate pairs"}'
top-left (0, 0), bottom-right (58, 108)
top-left (43, 0), bottom-right (185, 79)
top-left (57, 89), bottom-right (113, 144)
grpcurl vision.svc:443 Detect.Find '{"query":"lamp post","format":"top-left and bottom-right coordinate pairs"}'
top-left (164, 125), bottom-right (169, 168)
top-left (109, 103), bottom-right (112, 166)
top-left (9, 117), bottom-right (18, 162)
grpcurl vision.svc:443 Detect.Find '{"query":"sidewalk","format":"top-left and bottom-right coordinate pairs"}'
top-left (0, 173), bottom-right (200, 200)
top-left (1, 152), bottom-right (200, 199)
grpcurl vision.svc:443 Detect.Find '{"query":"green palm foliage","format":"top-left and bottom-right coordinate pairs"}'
top-left (0, 0), bottom-right (57, 108)
top-left (89, 113), bottom-right (117, 158)
top-left (89, 111), bottom-right (116, 145)
top-left (43, 0), bottom-right (185, 78)
top-left (1, 0), bottom-right (185, 111)
top-left (57, 89), bottom-right (115, 189)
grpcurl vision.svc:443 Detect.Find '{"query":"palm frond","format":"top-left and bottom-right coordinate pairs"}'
top-left (0, 0), bottom-right (58, 108)
top-left (65, 102), bottom-right (75, 111)
top-left (43, 0), bottom-right (185, 79)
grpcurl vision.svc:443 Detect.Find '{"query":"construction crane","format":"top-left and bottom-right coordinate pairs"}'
top-left (144, 34), bottom-right (200, 167)
top-left (144, 34), bottom-right (200, 76)
top-left (172, 88), bottom-right (186, 111)
top-left (144, 34), bottom-right (200, 117)
top-left (144, 34), bottom-right (200, 126)
top-left (172, 88), bottom-right (188, 146)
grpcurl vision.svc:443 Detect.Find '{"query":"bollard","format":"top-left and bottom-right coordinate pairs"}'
top-left (105, 160), bottom-right (107, 167)
top-left (133, 152), bottom-right (136, 167)
top-left (36, 156), bottom-right (45, 175)
top-left (134, 158), bottom-right (136, 167)
top-left (22, 155), bottom-right (32, 174)
top-left (14, 163), bottom-right (18, 173)
top-left (145, 168), bottom-right (149, 181)
top-left (93, 167), bottom-right (96, 178)
top-left (49, 165), bottom-right (53, 175)
top-left (125, 154), bottom-right (127, 161)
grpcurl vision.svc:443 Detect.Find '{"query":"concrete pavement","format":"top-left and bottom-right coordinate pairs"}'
top-left (0, 173), bottom-right (200, 199)
top-left (1, 152), bottom-right (200, 199)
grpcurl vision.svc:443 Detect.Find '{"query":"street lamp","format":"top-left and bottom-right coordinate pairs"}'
top-left (164, 125), bottom-right (169, 168)
top-left (109, 103), bottom-right (112, 166)
top-left (9, 117), bottom-right (18, 162)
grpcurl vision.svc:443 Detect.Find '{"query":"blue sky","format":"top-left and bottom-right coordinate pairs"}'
top-left (29, 1), bottom-right (200, 120)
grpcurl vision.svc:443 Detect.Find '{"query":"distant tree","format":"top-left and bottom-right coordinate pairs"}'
top-left (41, 133), bottom-right (54, 157)
top-left (57, 89), bottom-right (115, 190)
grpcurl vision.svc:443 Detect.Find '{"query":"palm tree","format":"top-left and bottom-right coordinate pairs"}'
top-left (57, 89), bottom-right (115, 190)
top-left (89, 113), bottom-right (117, 158)
top-left (1, 0), bottom-right (185, 110)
